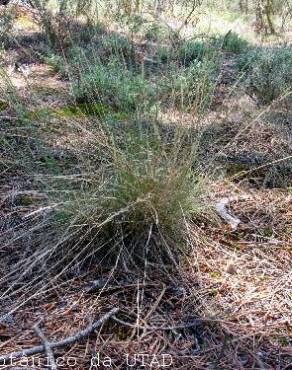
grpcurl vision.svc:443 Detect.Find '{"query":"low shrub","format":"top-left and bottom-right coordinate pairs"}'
top-left (44, 52), bottom-right (68, 76)
top-left (156, 45), bottom-right (173, 63)
top-left (236, 48), bottom-right (262, 72)
top-left (98, 34), bottom-right (134, 64)
top-left (71, 59), bottom-right (157, 113)
top-left (240, 47), bottom-right (292, 104)
top-left (178, 39), bottom-right (218, 66)
top-left (0, 7), bottom-right (16, 47)
top-left (220, 31), bottom-right (249, 54)
top-left (163, 60), bottom-right (219, 114)
top-left (155, 37), bottom-right (220, 67)
top-left (145, 23), bottom-right (169, 42)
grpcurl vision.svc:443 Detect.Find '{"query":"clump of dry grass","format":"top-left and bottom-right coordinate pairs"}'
top-left (32, 121), bottom-right (209, 274)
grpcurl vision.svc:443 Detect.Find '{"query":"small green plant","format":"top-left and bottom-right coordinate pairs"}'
top-left (145, 23), bottom-right (168, 42)
top-left (44, 53), bottom-right (68, 76)
top-left (178, 40), bottom-right (211, 66)
top-left (236, 48), bottom-right (262, 72)
top-left (177, 38), bottom-right (221, 67)
top-left (156, 45), bottom-right (174, 64)
top-left (0, 7), bottom-right (15, 47)
top-left (98, 34), bottom-right (134, 64)
top-left (0, 68), bottom-right (26, 116)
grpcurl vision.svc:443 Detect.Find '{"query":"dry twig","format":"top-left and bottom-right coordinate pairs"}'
top-left (33, 323), bottom-right (57, 370)
top-left (0, 308), bottom-right (119, 364)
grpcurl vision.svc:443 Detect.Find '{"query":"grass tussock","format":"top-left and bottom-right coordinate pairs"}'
top-left (220, 31), bottom-right (250, 54)
top-left (37, 123), bottom-right (208, 272)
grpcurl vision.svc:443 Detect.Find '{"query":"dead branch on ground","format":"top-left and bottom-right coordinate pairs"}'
top-left (0, 308), bottom-right (119, 364)
top-left (34, 323), bottom-right (57, 370)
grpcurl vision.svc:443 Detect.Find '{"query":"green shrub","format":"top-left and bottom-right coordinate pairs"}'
top-left (0, 68), bottom-right (25, 115)
top-left (67, 21), bottom-right (105, 46)
top-left (220, 31), bottom-right (249, 54)
top-left (155, 37), bottom-right (220, 67)
top-left (145, 23), bottom-right (169, 42)
top-left (242, 47), bottom-right (292, 104)
top-left (44, 53), bottom-right (68, 76)
top-left (156, 45), bottom-right (174, 64)
top-left (0, 8), bottom-right (16, 47)
top-left (178, 39), bottom-right (216, 66)
top-left (236, 48), bottom-right (262, 72)
top-left (98, 34), bottom-right (134, 63)
top-left (163, 60), bottom-right (219, 114)
top-left (71, 59), bottom-right (157, 113)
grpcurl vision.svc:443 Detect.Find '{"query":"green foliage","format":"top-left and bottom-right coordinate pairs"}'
top-left (145, 23), bottom-right (169, 42)
top-left (98, 34), bottom-right (134, 63)
top-left (29, 0), bottom-right (58, 47)
top-left (220, 31), bottom-right (249, 54)
top-left (236, 48), bottom-right (262, 72)
top-left (164, 60), bottom-right (219, 114)
top-left (0, 7), bottom-right (15, 47)
top-left (156, 45), bottom-right (174, 64)
top-left (0, 100), bottom-right (8, 111)
top-left (154, 36), bottom-right (218, 66)
top-left (0, 68), bottom-right (25, 116)
top-left (241, 47), bottom-right (292, 104)
top-left (44, 53), bottom-right (67, 76)
top-left (178, 39), bottom-right (218, 66)
top-left (72, 59), bottom-right (157, 113)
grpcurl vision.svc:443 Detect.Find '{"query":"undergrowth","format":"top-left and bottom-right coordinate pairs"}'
top-left (238, 46), bottom-right (292, 104)
top-left (71, 58), bottom-right (157, 113)
top-left (163, 60), bottom-right (219, 114)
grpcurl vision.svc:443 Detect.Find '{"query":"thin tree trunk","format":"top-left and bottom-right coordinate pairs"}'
top-left (265, 0), bottom-right (275, 34)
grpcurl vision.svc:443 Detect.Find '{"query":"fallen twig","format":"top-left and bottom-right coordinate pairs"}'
top-left (0, 308), bottom-right (119, 364)
top-left (34, 324), bottom-right (57, 370)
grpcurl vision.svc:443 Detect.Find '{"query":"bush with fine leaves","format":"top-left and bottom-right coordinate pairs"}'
top-left (72, 59), bottom-right (157, 113)
top-left (178, 39), bottom-right (219, 66)
top-left (164, 60), bottom-right (219, 114)
top-left (240, 47), bottom-right (292, 104)
top-left (39, 122), bottom-right (208, 270)
top-left (219, 31), bottom-right (249, 54)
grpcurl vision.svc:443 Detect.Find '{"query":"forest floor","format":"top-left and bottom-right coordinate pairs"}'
top-left (0, 4), bottom-right (291, 370)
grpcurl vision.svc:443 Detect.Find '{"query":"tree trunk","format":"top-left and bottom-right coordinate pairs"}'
top-left (255, 0), bottom-right (276, 35)
top-left (239, 0), bottom-right (249, 13)
top-left (265, 0), bottom-right (275, 34)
